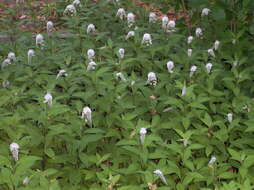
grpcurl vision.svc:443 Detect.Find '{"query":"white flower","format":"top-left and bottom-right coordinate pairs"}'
top-left (206, 63), bottom-right (212, 73)
top-left (46, 21), bottom-right (54, 34)
top-left (227, 113), bottom-right (233, 123)
top-left (153, 169), bottom-right (167, 185)
top-left (116, 8), bottom-right (126, 20)
top-left (27, 49), bottom-right (35, 64)
top-left (140, 128), bottom-right (147, 144)
top-left (183, 139), bottom-right (188, 147)
top-left (208, 48), bottom-right (215, 57)
top-left (72, 0), bottom-right (81, 7)
top-left (127, 13), bottom-right (135, 27)
top-left (187, 49), bottom-right (192, 57)
top-left (23, 177), bottom-right (29, 185)
top-left (10, 142), bottom-right (19, 162)
top-left (131, 80), bottom-right (135, 86)
top-left (187, 36), bottom-right (194, 44)
top-left (118, 48), bottom-right (125, 59)
top-left (81, 106), bottom-right (92, 124)
top-left (233, 60), bottom-right (238, 67)
top-left (125, 31), bottom-right (135, 40)
top-left (162, 16), bottom-right (169, 29)
top-left (147, 72), bottom-right (157, 86)
top-left (8, 52), bottom-right (16, 62)
top-left (181, 86), bottom-right (186, 96)
top-left (36, 34), bottom-right (44, 48)
top-left (201, 8), bottom-right (210, 17)
top-left (44, 92), bottom-right (53, 107)
top-left (141, 33), bottom-right (152, 46)
top-left (163, 106), bottom-right (174, 112)
top-left (64, 4), bottom-right (76, 16)
top-left (56, 69), bottom-right (67, 79)
top-left (116, 72), bottom-right (127, 82)
top-left (167, 20), bottom-right (175, 28)
top-left (166, 61), bottom-right (174, 73)
top-left (87, 49), bottom-right (95, 60)
top-left (87, 61), bottom-right (97, 71)
top-left (214, 40), bottom-right (220, 50)
top-left (87, 24), bottom-right (96, 34)
top-left (2, 80), bottom-right (10, 88)
top-left (190, 65), bottom-right (197, 77)
top-left (2, 58), bottom-right (11, 69)
top-left (195, 28), bottom-right (203, 37)
top-left (149, 12), bottom-right (156, 23)
top-left (208, 156), bottom-right (216, 165)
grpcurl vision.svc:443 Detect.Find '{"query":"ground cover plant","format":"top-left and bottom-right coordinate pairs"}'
top-left (1, 0), bottom-right (254, 189)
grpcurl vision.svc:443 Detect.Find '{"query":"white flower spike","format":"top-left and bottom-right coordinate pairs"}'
top-left (214, 40), bottom-right (220, 50)
top-left (2, 58), bottom-right (11, 69)
top-left (162, 16), bottom-right (169, 29)
top-left (201, 8), bottom-right (210, 17)
top-left (166, 61), bottom-right (174, 73)
top-left (87, 24), bottom-right (96, 34)
top-left (56, 69), bottom-right (67, 79)
top-left (227, 113), bottom-right (233, 123)
top-left (208, 156), bottom-right (216, 165)
top-left (190, 65), bottom-right (197, 77)
top-left (118, 48), bottom-right (125, 59)
top-left (116, 8), bottom-right (126, 20)
top-left (187, 49), bottom-right (192, 57)
top-left (27, 49), bottom-right (35, 64)
top-left (36, 34), bottom-right (44, 48)
top-left (140, 128), bottom-right (147, 144)
top-left (149, 12), bottom-right (156, 23)
top-left (47, 21), bottom-right (54, 34)
top-left (87, 49), bottom-right (95, 60)
top-left (127, 13), bottom-right (135, 27)
top-left (116, 72), bottom-right (127, 82)
top-left (87, 61), bottom-right (97, 71)
top-left (81, 106), bottom-right (92, 124)
top-left (147, 72), bottom-right (157, 86)
top-left (125, 31), bottom-right (135, 40)
top-left (10, 142), bottom-right (19, 162)
top-left (64, 4), bottom-right (76, 16)
top-left (167, 20), bottom-right (175, 28)
top-left (72, 0), bottom-right (81, 7)
top-left (187, 36), bottom-right (193, 44)
top-left (206, 63), bottom-right (212, 73)
top-left (44, 92), bottom-right (53, 107)
top-left (208, 48), bottom-right (215, 57)
top-left (181, 86), bottom-right (186, 96)
top-left (153, 169), bottom-right (167, 185)
top-left (8, 52), bottom-right (16, 62)
top-left (195, 28), bottom-right (203, 37)
top-left (142, 33), bottom-right (152, 46)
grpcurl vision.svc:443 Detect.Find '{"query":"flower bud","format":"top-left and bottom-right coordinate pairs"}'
top-left (27, 49), bottom-right (35, 64)
top-left (56, 69), bottom-right (67, 79)
top-left (208, 156), bottom-right (216, 165)
top-left (162, 16), bottom-right (169, 29)
top-left (166, 61), bottom-right (174, 73)
top-left (116, 72), bottom-right (127, 82)
top-left (118, 48), bottom-right (125, 59)
top-left (127, 13), bottom-right (135, 27)
top-left (47, 21), bottom-right (54, 34)
top-left (2, 58), bottom-right (11, 69)
top-left (214, 40), bottom-right (220, 50)
top-left (181, 86), bottom-right (186, 96)
top-left (227, 113), bottom-right (233, 123)
top-left (36, 34), bottom-right (44, 48)
top-left (64, 4), bottom-right (76, 16)
top-left (8, 52), bottom-right (16, 62)
top-left (190, 65), bottom-right (197, 77)
top-left (23, 177), bottom-right (29, 185)
top-left (208, 49), bottom-right (215, 57)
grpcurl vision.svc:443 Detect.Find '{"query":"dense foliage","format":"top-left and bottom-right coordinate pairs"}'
top-left (1, 0), bottom-right (254, 189)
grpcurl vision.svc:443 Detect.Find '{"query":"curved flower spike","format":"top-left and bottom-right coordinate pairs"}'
top-left (153, 169), bottom-right (168, 185)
